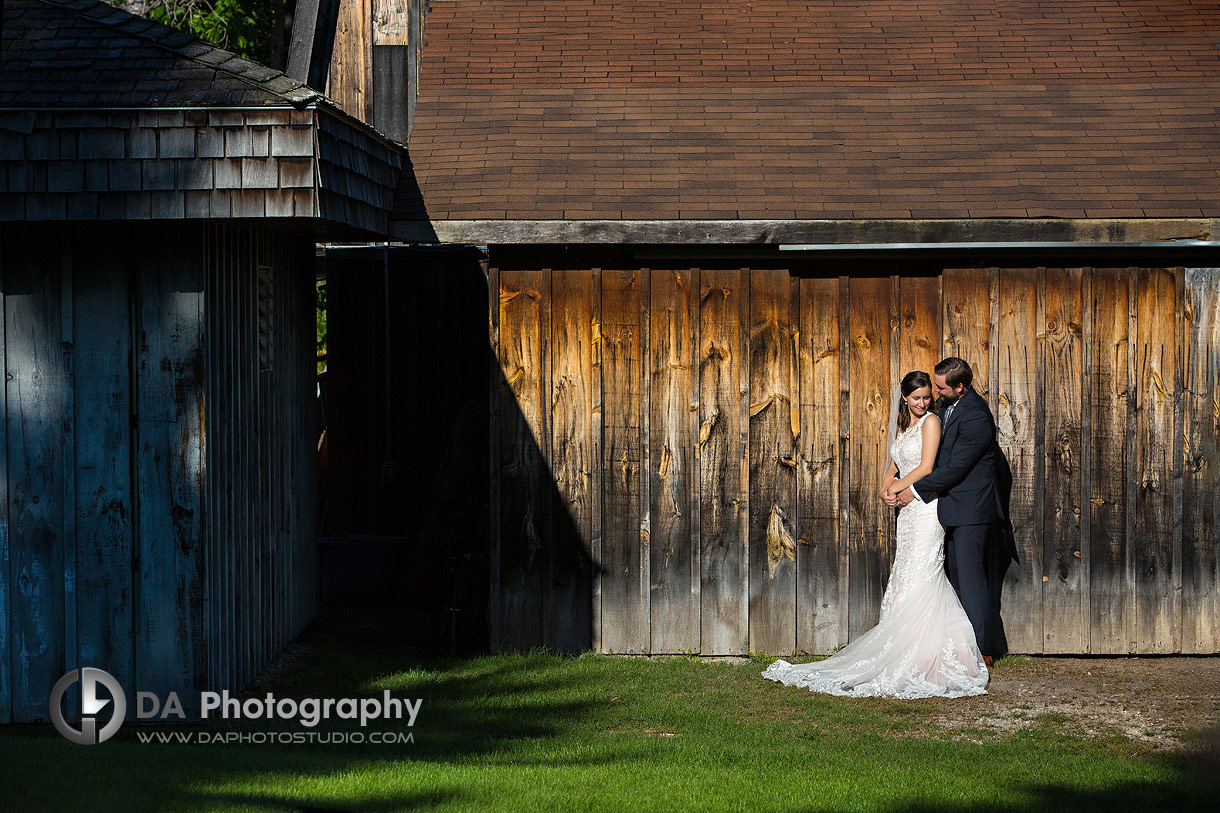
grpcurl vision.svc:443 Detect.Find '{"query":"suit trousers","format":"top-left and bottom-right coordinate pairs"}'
top-left (944, 522), bottom-right (991, 656)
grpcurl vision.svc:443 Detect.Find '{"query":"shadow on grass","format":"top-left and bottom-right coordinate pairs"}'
top-left (0, 607), bottom-right (639, 812)
top-left (182, 790), bottom-right (454, 813)
top-left (3, 612), bottom-right (1217, 812)
top-left (895, 722), bottom-right (1220, 813)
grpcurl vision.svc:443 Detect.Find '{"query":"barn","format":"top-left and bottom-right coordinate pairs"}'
top-left (0, 0), bottom-right (403, 721)
top-left (361, 0), bottom-right (1220, 657)
top-left (3, 0), bottom-right (1219, 730)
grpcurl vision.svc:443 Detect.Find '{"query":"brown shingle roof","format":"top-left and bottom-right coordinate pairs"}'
top-left (405, 0), bottom-right (1220, 221)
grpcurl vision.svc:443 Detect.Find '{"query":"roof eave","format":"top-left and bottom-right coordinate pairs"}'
top-left (388, 217), bottom-right (1219, 247)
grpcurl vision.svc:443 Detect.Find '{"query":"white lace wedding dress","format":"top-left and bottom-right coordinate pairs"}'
top-left (761, 413), bottom-right (989, 698)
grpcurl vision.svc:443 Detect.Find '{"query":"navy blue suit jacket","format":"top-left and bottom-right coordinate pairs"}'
top-left (911, 387), bottom-right (1002, 527)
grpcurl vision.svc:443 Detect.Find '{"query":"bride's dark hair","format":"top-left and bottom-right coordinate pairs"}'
top-left (897, 370), bottom-right (933, 432)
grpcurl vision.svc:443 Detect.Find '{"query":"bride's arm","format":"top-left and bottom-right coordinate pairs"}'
top-left (887, 415), bottom-right (942, 495)
top-left (879, 458), bottom-right (898, 500)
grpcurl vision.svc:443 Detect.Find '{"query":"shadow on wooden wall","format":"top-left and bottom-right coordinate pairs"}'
top-left (322, 245), bottom-right (501, 654)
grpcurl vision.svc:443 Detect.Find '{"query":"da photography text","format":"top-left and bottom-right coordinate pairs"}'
top-left (50, 667), bottom-right (423, 745)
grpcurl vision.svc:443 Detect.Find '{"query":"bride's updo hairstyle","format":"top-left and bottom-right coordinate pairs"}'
top-left (897, 370), bottom-right (932, 432)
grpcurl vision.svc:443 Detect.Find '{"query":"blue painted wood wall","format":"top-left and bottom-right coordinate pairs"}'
top-left (0, 221), bottom-right (318, 722)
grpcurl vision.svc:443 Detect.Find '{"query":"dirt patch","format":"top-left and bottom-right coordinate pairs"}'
top-left (924, 656), bottom-right (1220, 751)
top-left (703, 653), bottom-right (1220, 752)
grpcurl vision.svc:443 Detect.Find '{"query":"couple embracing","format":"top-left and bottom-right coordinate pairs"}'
top-left (763, 357), bottom-right (1004, 699)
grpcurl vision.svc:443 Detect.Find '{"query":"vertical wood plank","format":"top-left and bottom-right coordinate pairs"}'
top-left (0, 234), bottom-right (9, 722)
top-left (688, 268), bottom-right (702, 653)
top-left (1172, 267), bottom-right (1185, 655)
top-left (224, 227), bottom-right (238, 689)
top-left (487, 264), bottom-right (501, 651)
top-left (837, 276), bottom-right (851, 640)
top-left (60, 242), bottom-right (77, 714)
top-left (549, 269), bottom-right (594, 653)
top-left (256, 239), bottom-right (269, 673)
top-left (72, 230), bottom-right (135, 698)
top-left (942, 268), bottom-right (991, 398)
top-left (898, 276), bottom-right (941, 382)
top-left (327, 0), bottom-right (373, 122)
top-left (996, 268), bottom-right (1041, 653)
top-left (203, 225), bottom-right (216, 690)
top-left (788, 271), bottom-right (801, 651)
top-left (1086, 268), bottom-right (1131, 653)
top-left (495, 268), bottom-right (547, 651)
top-left (1132, 267), bottom-right (1177, 652)
top-left (697, 269), bottom-right (747, 655)
top-left (846, 276), bottom-right (890, 637)
top-left (5, 239), bottom-right (65, 720)
top-left (246, 231), bottom-right (258, 683)
top-left (1080, 268), bottom-right (1093, 654)
top-left (639, 268), bottom-right (651, 651)
top-left (1182, 267), bottom-right (1219, 653)
top-left (1041, 267), bottom-right (1084, 653)
top-left (885, 277), bottom-right (900, 586)
top-left (135, 226), bottom-right (205, 708)
top-left (601, 269), bottom-right (645, 653)
top-left (748, 269), bottom-right (797, 655)
top-left (300, 237), bottom-right (320, 635)
top-left (796, 276), bottom-right (844, 654)
top-left (539, 269), bottom-right (554, 647)
top-left (590, 268), bottom-right (603, 653)
top-left (649, 269), bottom-right (696, 652)
top-left (739, 268), bottom-right (752, 652)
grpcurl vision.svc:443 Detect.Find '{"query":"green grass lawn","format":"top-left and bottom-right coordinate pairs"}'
top-left (1, 625), bottom-right (1215, 812)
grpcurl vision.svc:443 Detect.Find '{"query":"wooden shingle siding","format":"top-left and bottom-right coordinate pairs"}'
top-left (0, 222), bottom-right (317, 722)
top-left (490, 265), bottom-right (1220, 656)
top-left (0, 107), bottom-right (402, 232)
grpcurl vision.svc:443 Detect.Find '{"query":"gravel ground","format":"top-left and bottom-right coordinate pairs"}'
top-left (933, 656), bottom-right (1220, 750)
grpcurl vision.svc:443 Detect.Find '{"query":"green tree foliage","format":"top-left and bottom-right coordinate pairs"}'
top-left (111, 0), bottom-right (295, 69)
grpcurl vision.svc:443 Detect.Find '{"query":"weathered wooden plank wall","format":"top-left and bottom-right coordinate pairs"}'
top-left (326, 0), bottom-right (428, 141)
top-left (322, 246), bottom-right (491, 651)
top-left (490, 264), bottom-right (1220, 656)
top-left (203, 223), bottom-right (318, 696)
top-left (1183, 268), bottom-right (1219, 653)
top-left (0, 222), bottom-right (317, 722)
top-left (648, 269), bottom-right (697, 653)
top-left (996, 269), bottom-right (1040, 650)
top-left (3, 235), bottom-right (66, 720)
top-left (697, 269), bottom-right (748, 655)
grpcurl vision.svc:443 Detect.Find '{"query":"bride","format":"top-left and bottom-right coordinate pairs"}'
top-left (761, 370), bottom-right (989, 698)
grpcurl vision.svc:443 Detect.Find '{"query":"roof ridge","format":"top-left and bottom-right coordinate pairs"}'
top-left (35, 0), bottom-right (323, 107)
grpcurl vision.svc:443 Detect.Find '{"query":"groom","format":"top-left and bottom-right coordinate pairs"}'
top-left (888, 356), bottom-right (1003, 667)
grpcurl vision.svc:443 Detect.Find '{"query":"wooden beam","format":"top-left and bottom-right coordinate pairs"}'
top-left (388, 218), bottom-right (1216, 246)
top-left (287, 0), bottom-right (340, 91)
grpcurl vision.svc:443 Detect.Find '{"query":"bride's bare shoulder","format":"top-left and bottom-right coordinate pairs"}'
top-left (922, 413), bottom-right (941, 429)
